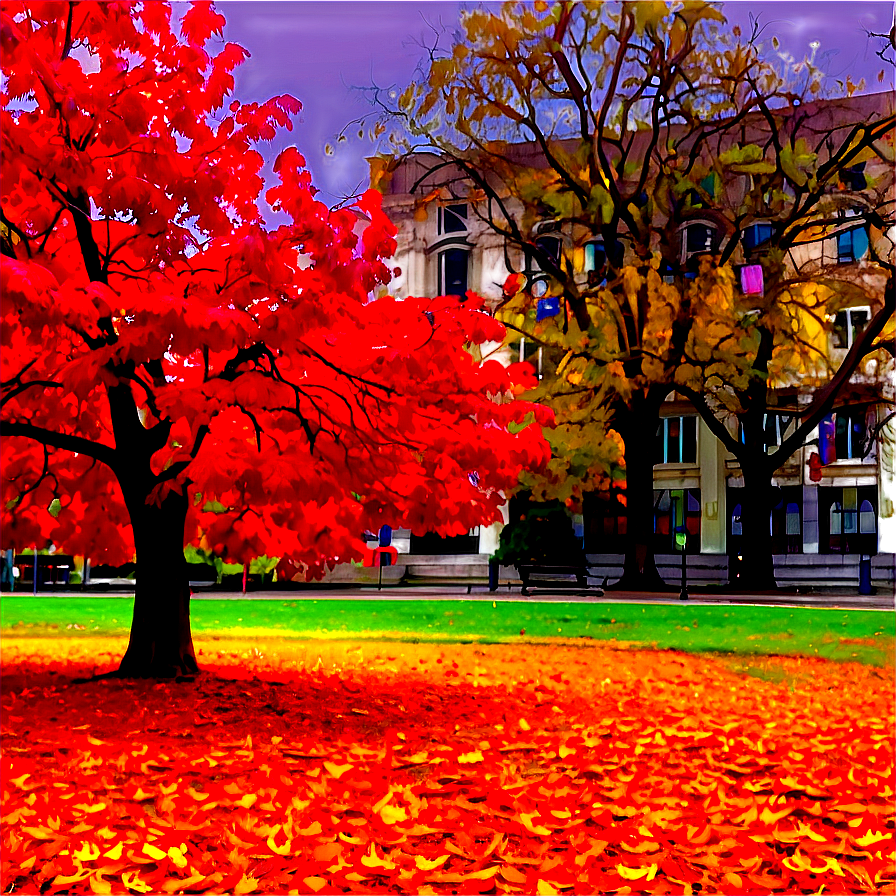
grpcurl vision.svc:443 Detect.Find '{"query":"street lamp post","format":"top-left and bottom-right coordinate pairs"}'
top-left (671, 496), bottom-right (688, 600)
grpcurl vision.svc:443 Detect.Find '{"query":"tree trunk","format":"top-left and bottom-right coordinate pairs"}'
top-left (117, 489), bottom-right (198, 677)
top-left (612, 394), bottom-right (668, 591)
top-left (733, 463), bottom-right (778, 592)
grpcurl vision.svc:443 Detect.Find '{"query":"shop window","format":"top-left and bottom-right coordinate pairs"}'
top-left (655, 416), bottom-right (698, 464)
top-left (438, 203), bottom-right (467, 235)
top-left (832, 307), bottom-right (869, 349)
top-left (438, 247), bottom-right (469, 298)
top-left (653, 488), bottom-right (701, 553)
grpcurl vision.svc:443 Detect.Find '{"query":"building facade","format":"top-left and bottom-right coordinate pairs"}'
top-left (370, 93), bottom-right (895, 585)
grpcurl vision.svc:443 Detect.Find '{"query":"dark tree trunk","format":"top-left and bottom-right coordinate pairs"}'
top-left (733, 462), bottom-right (778, 592)
top-left (612, 392), bottom-right (668, 591)
top-left (117, 488), bottom-right (198, 677)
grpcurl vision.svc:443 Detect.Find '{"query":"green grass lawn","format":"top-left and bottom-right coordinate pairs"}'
top-left (2, 595), bottom-right (893, 666)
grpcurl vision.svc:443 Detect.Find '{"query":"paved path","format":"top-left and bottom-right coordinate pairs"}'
top-left (203, 587), bottom-right (894, 611)
top-left (21, 586), bottom-right (893, 611)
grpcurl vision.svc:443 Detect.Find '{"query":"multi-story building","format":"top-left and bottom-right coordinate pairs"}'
top-left (368, 92), bottom-right (895, 588)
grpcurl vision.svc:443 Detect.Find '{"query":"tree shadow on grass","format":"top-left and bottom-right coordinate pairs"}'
top-left (1, 657), bottom-right (570, 757)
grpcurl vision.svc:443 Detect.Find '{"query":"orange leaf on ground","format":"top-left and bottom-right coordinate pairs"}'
top-left (2, 636), bottom-right (893, 895)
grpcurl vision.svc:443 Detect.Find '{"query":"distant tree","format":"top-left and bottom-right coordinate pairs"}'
top-left (0, 1), bottom-right (549, 677)
top-left (363, 0), bottom-right (893, 589)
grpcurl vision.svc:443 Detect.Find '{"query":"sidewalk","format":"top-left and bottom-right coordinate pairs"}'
top-left (214, 587), bottom-right (894, 611)
top-left (14, 585), bottom-right (891, 611)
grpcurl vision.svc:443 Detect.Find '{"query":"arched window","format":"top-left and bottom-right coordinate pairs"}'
top-left (731, 504), bottom-right (742, 536)
top-left (859, 500), bottom-right (876, 534)
top-left (829, 501), bottom-right (842, 535)
top-left (438, 247), bottom-right (469, 298)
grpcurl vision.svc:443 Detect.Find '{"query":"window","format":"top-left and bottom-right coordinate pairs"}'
top-left (859, 500), bottom-right (876, 534)
top-left (653, 488), bottom-right (701, 553)
top-left (438, 247), bottom-right (469, 298)
top-left (655, 416), bottom-right (697, 464)
top-left (841, 163), bottom-right (866, 191)
top-left (536, 234), bottom-right (560, 259)
top-left (659, 258), bottom-right (676, 285)
top-left (584, 240), bottom-right (605, 276)
top-left (820, 485), bottom-right (877, 553)
top-left (764, 414), bottom-right (795, 450)
top-left (743, 222), bottom-right (773, 253)
top-left (682, 174), bottom-right (718, 210)
top-left (836, 225), bottom-right (869, 264)
top-left (731, 503), bottom-right (742, 536)
top-left (685, 223), bottom-right (715, 257)
top-left (728, 485), bottom-right (802, 555)
top-left (832, 307), bottom-right (869, 349)
top-left (837, 227), bottom-right (868, 264)
top-left (584, 239), bottom-right (624, 286)
top-left (438, 203), bottom-right (467, 235)
top-left (583, 490), bottom-right (627, 553)
top-left (834, 409), bottom-right (867, 460)
top-left (739, 414), bottom-right (795, 450)
top-left (821, 407), bottom-right (872, 463)
top-left (681, 222), bottom-right (720, 276)
top-left (771, 490), bottom-right (803, 554)
top-left (526, 234), bottom-right (561, 299)
top-left (785, 502), bottom-right (801, 536)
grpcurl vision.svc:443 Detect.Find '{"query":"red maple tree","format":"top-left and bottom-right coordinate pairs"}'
top-left (0, 1), bottom-right (549, 677)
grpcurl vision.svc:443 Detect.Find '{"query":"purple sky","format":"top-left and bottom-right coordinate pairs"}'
top-left (220, 1), bottom-right (894, 207)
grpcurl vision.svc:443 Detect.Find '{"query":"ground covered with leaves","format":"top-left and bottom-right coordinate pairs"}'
top-left (2, 637), bottom-right (893, 895)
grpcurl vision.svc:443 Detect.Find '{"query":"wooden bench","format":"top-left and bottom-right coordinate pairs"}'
top-left (516, 563), bottom-right (603, 597)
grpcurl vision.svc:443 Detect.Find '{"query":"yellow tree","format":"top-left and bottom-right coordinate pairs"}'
top-left (673, 104), bottom-right (894, 589)
top-left (366, 1), bottom-right (893, 589)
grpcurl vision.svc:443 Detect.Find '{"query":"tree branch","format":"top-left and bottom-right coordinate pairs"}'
top-left (1, 421), bottom-right (117, 467)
